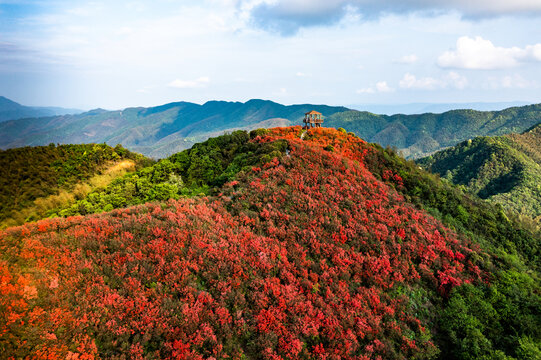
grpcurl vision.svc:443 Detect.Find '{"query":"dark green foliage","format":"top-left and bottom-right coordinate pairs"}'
top-left (323, 144), bottom-right (334, 152)
top-left (57, 130), bottom-right (288, 216)
top-left (0, 143), bottom-right (148, 226)
top-left (439, 272), bottom-right (540, 360)
top-left (418, 124), bottom-right (541, 221)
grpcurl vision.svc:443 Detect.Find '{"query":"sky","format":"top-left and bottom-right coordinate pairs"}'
top-left (0, 0), bottom-right (541, 110)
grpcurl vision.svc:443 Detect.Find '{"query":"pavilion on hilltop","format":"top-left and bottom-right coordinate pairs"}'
top-left (303, 110), bottom-right (323, 129)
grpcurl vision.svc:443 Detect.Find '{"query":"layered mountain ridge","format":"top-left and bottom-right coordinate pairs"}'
top-left (0, 96), bottom-right (81, 122)
top-left (0, 99), bottom-right (347, 158)
top-left (1, 98), bottom-right (540, 159)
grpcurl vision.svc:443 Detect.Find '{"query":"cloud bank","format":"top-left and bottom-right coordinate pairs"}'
top-left (438, 36), bottom-right (541, 70)
top-left (247, 0), bottom-right (541, 34)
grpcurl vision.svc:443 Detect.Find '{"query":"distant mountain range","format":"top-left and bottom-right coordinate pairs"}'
top-left (350, 101), bottom-right (531, 115)
top-left (0, 99), bottom-right (347, 158)
top-left (326, 104), bottom-right (541, 158)
top-left (418, 123), bottom-right (541, 221)
top-left (0, 96), bottom-right (81, 122)
top-left (1, 96), bottom-right (540, 159)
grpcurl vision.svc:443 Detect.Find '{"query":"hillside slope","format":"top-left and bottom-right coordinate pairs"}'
top-left (0, 96), bottom-right (80, 122)
top-left (418, 124), bottom-right (541, 221)
top-left (326, 104), bottom-right (541, 158)
top-left (1, 127), bottom-right (539, 359)
top-left (0, 99), bottom-right (347, 158)
top-left (0, 144), bottom-right (150, 228)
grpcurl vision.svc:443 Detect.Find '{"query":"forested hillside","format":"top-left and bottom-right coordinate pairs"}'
top-left (0, 99), bottom-right (347, 158)
top-left (1, 127), bottom-right (538, 359)
top-left (326, 104), bottom-right (541, 158)
top-left (55, 131), bottom-right (288, 217)
top-left (0, 143), bottom-right (150, 228)
top-left (418, 123), bottom-right (541, 222)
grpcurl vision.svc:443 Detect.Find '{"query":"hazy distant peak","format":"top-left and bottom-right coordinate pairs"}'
top-left (0, 96), bottom-right (82, 122)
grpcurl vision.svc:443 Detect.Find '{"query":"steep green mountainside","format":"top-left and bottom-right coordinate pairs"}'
top-left (0, 143), bottom-right (151, 228)
top-left (326, 104), bottom-right (541, 158)
top-left (1, 127), bottom-right (539, 359)
top-left (418, 124), bottom-right (541, 221)
top-left (506, 123), bottom-right (541, 163)
top-left (0, 96), bottom-right (80, 122)
top-left (0, 99), bottom-right (347, 158)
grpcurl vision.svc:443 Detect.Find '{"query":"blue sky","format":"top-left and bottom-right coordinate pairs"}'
top-left (1, 0), bottom-right (541, 110)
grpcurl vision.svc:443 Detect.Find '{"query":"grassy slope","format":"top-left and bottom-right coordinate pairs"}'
top-left (0, 144), bottom-right (150, 228)
top-left (418, 124), bottom-right (541, 221)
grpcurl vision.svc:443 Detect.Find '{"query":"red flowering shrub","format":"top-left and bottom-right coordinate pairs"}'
top-left (0, 127), bottom-right (486, 359)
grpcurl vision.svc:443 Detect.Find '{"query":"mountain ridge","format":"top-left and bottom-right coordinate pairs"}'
top-left (1, 98), bottom-right (541, 160)
top-left (0, 143), bottom-right (150, 229)
top-left (327, 103), bottom-right (541, 158)
top-left (0, 96), bottom-right (81, 122)
top-left (0, 99), bottom-right (349, 158)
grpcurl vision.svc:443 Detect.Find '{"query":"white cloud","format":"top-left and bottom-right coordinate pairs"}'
top-left (116, 27), bottom-right (134, 36)
top-left (485, 74), bottom-right (536, 89)
top-left (375, 81), bottom-right (394, 92)
top-left (395, 54), bottom-right (418, 64)
top-left (357, 81), bottom-right (394, 94)
top-left (400, 73), bottom-right (440, 90)
top-left (168, 77), bottom-right (210, 89)
top-left (438, 36), bottom-right (541, 70)
top-left (399, 72), bottom-right (468, 90)
top-left (3, 0), bottom-right (541, 108)
top-left (446, 71), bottom-right (469, 89)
